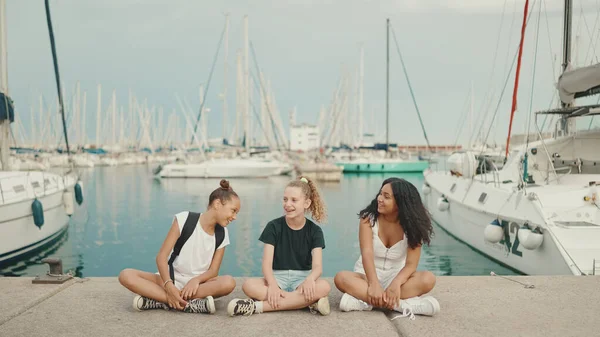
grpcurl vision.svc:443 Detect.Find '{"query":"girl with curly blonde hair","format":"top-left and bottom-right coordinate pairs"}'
top-left (227, 176), bottom-right (331, 317)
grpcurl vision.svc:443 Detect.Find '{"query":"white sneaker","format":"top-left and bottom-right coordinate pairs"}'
top-left (308, 297), bottom-right (331, 316)
top-left (184, 296), bottom-right (216, 314)
top-left (339, 293), bottom-right (373, 312)
top-left (132, 295), bottom-right (169, 311)
top-left (392, 296), bottom-right (440, 320)
top-left (227, 298), bottom-right (257, 316)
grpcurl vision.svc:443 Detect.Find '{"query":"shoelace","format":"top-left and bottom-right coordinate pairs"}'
top-left (142, 297), bottom-right (167, 310)
top-left (235, 299), bottom-right (255, 316)
top-left (391, 308), bottom-right (415, 321)
top-left (308, 302), bottom-right (318, 315)
top-left (185, 299), bottom-right (208, 313)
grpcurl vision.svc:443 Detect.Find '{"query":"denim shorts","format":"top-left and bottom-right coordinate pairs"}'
top-left (273, 270), bottom-right (311, 292)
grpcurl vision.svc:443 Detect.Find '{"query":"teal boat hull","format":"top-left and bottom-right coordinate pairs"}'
top-left (335, 160), bottom-right (429, 173)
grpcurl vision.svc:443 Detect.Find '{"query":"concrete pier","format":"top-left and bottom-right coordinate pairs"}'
top-left (0, 276), bottom-right (597, 337)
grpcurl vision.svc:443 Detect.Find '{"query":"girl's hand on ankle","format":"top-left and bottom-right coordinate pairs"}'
top-left (165, 283), bottom-right (187, 310)
top-left (267, 284), bottom-right (285, 309)
top-left (384, 285), bottom-right (401, 310)
top-left (181, 278), bottom-right (201, 300)
top-left (367, 282), bottom-right (387, 308)
top-left (299, 278), bottom-right (316, 302)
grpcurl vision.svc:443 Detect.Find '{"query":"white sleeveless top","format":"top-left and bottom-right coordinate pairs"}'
top-left (170, 211), bottom-right (230, 288)
top-left (354, 217), bottom-right (408, 273)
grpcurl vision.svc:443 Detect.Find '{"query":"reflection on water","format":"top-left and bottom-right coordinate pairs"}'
top-left (1, 165), bottom-right (517, 277)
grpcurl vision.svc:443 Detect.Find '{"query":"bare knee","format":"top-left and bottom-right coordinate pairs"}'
top-left (220, 275), bottom-right (236, 294)
top-left (118, 269), bottom-right (135, 286)
top-left (242, 278), bottom-right (263, 298)
top-left (334, 271), bottom-right (350, 292)
top-left (421, 271), bottom-right (436, 293)
top-left (316, 279), bottom-right (331, 297)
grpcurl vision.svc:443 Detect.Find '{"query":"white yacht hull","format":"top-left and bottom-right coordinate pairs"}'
top-left (157, 158), bottom-right (285, 178)
top-left (0, 172), bottom-right (76, 267)
top-left (423, 170), bottom-right (581, 275)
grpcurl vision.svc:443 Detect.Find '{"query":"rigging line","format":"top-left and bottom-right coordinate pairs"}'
top-left (249, 41), bottom-right (287, 150)
top-left (479, 0), bottom-right (538, 159)
top-left (468, 0), bottom-right (510, 147)
top-left (526, 0), bottom-right (543, 150)
top-left (44, 0), bottom-right (70, 160)
top-left (587, 95), bottom-right (600, 130)
top-left (580, 4), bottom-right (599, 65)
top-left (542, 0), bottom-right (557, 82)
top-left (470, 0), bottom-right (515, 148)
top-left (471, 0), bottom-right (521, 149)
top-left (190, 21), bottom-right (227, 144)
top-left (590, 25), bottom-right (600, 64)
top-left (504, 0), bottom-right (530, 159)
top-left (540, 90), bottom-right (557, 131)
top-left (583, 0), bottom-right (600, 65)
top-left (452, 87), bottom-right (474, 149)
top-left (389, 25), bottom-right (432, 152)
top-left (247, 69), bottom-right (277, 148)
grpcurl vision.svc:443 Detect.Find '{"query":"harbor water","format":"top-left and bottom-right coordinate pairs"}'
top-left (0, 165), bottom-right (517, 278)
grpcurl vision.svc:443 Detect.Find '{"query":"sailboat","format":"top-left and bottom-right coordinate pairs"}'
top-left (156, 15), bottom-right (292, 179)
top-left (423, 0), bottom-right (600, 275)
top-left (0, 0), bottom-right (82, 267)
top-left (333, 19), bottom-right (429, 173)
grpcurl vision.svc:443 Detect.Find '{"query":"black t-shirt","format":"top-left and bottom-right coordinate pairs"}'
top-left (258, 216), bottom-right (325, 271)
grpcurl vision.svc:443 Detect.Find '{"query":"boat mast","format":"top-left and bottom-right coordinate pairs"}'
top-left (385, 18), bottom-right (390, 153)
top-left (560, 0), bottom-right (573, 134)
top-left (0, 0), bottom-right (11, 170)
top-left (504, 0), bottom-right (530, 159)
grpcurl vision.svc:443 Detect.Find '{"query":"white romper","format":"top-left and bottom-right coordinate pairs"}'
top-left (353, 217), bottom-right (408, 289)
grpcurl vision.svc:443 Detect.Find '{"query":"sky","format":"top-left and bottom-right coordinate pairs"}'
top-left (4, 0), bottom-right (600, 147)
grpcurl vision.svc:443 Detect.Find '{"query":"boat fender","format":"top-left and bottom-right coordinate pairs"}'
top-left (74, 181), bottom-right (84, 205)
top-left (437, 197), bottom-right (449, 211)
top-left (422, 183), bottom-right (431, 195)
top-left (518, 223), bottom-right (543, 250)
top-left (484, 219), bottom-right (504, 243)
top-left (63, 191), bottom-right (74, 216)
top-left (32, 199), bottom-right (44, 229)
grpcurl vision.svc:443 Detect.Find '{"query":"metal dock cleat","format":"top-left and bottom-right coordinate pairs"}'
top-left (32, 258), bottom-right (73, 284)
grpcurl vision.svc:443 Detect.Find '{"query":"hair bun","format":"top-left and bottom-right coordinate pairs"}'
top-left (219, 179), bottom-right (230, 190)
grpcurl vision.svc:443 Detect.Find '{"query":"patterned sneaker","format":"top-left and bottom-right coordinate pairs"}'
top-left (308, 297), bottom-right (331, 316)
top-left (184, 296), bottom-right (216, 314)
top-left (339, 293), bottom-right (373, 312)
top-left (227, 298), bottom-right (256, 316)
top-left (132, 295), bottom-right (169, 311)
top-left (392, 296), bottom-right (440, 320)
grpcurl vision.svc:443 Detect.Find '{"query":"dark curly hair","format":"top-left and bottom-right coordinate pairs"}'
top-left (358, 177), bottom-right (433, 249)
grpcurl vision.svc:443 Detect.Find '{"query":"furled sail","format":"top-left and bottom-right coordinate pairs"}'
top-left (558, 63), bottom-right (600, 105)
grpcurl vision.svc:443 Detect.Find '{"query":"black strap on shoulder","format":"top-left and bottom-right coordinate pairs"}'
top-left (168, 212), bottom-right (200, 282)
top-left (215, 224), bottom-right (225, 252)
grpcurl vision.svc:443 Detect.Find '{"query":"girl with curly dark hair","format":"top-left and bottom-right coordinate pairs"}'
top-left (334, 177), bottom-right (440, 320)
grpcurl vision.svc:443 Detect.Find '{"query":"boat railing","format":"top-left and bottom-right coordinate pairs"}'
top-left (0, 171), bottom-right (65, 205)
top-left (593, 258), bottom-right (600, 275)
top-left (546, 166), bottom-right (572, 184)
top-left (478, 159), bottom-right (501, 187)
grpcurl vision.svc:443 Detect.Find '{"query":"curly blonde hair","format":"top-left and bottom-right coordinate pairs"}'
top-left (287, 176), bottom-right (327, 223)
